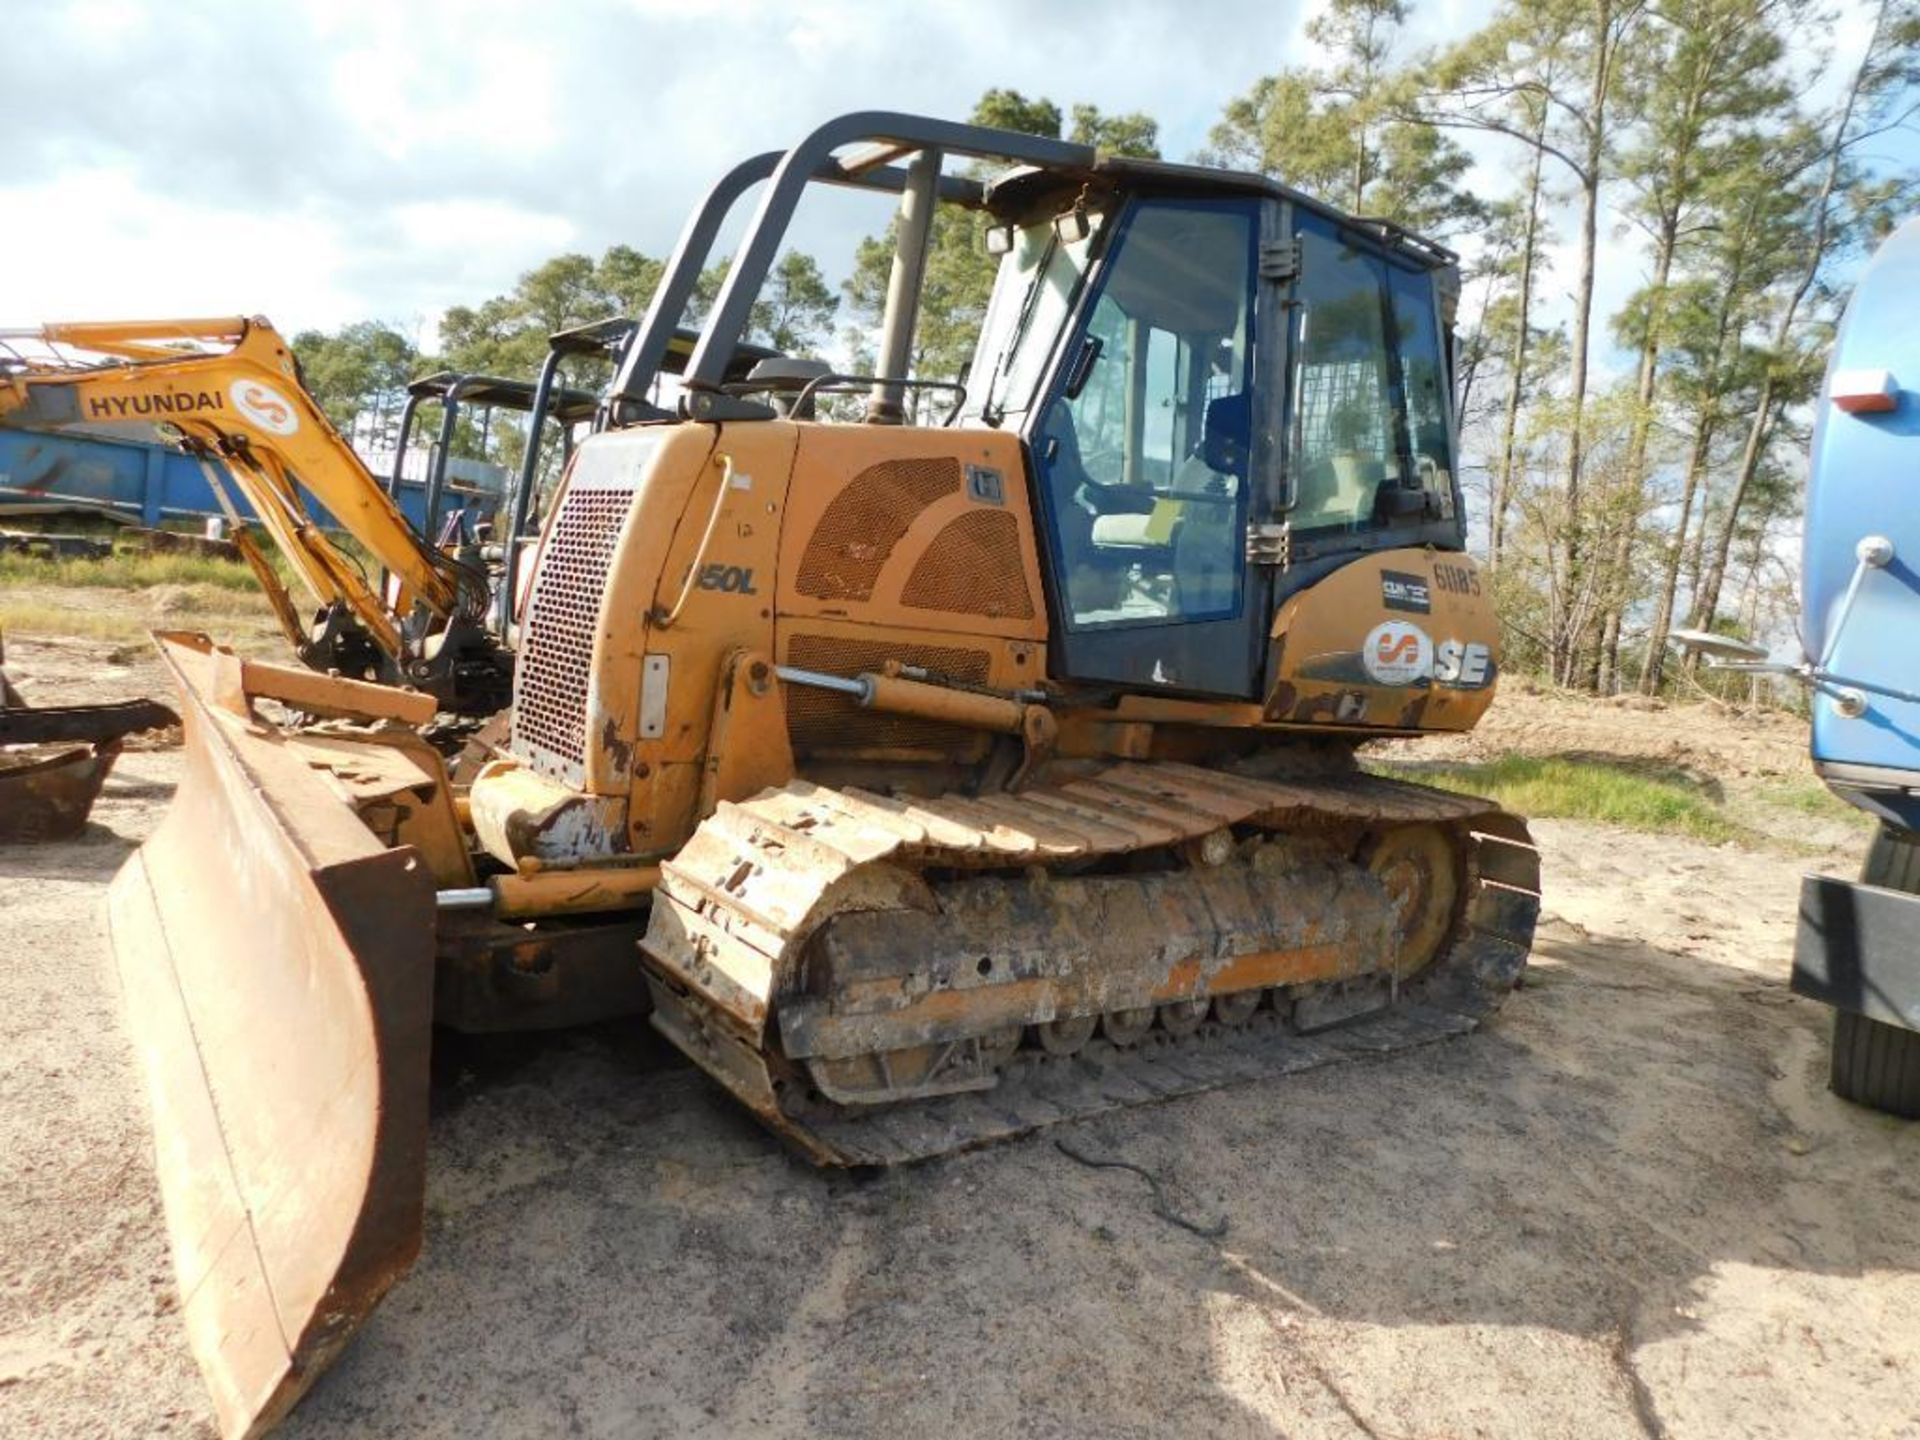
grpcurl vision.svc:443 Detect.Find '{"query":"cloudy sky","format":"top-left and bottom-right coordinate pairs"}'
top-left (2, 0), bottom-right (1902, 367)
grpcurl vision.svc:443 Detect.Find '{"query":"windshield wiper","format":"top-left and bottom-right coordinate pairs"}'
top-left (980, 230), bottom-right (1061, 425)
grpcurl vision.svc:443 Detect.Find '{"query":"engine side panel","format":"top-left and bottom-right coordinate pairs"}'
top-left (620, 423), bottom-right (799, 853)
top-left (773, 425), bottom-right (1048, 761)
top-left (1265, 548), bottom-right (1500, 733)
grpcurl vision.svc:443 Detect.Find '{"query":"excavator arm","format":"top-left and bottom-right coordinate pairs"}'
top-left (0, 316), bottom-right (470, 664)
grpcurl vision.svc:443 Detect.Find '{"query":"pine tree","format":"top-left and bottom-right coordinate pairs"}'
top-left (1690, 0), bottom-right (1920, 642)
top-left (1590, 0), bottom-right (1800, 691)
top-left (1206, 0), bottom-right (1480, 234)
top-left (1420, 0), bottom-right (1649, 685)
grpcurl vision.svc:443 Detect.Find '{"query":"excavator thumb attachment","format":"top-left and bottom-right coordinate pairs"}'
top-left (106, 635), bottom-right (436, 1438)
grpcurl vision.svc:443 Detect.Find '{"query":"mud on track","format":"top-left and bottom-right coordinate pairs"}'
top-left (2, 638), bottom-right (1917, 1439)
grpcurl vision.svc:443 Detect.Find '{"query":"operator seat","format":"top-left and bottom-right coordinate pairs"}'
top-left (1170, 393), bottom-right (1247, 615)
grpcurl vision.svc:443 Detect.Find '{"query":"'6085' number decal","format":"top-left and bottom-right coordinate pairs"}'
top-left (696, 563), bottom-right (758, 595)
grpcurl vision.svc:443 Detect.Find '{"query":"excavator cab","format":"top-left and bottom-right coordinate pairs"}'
top-left (105, 112), bottom-right (1535, 1438)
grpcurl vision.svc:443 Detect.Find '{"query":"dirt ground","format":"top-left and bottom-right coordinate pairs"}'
top-left (3, 634), bottom-right (1918, 1439)
top-left (1393, 676), bottom-right (1816, 782)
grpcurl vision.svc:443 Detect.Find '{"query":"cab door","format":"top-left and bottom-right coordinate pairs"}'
top-left (1027, 196), bottom-right (1272, 697)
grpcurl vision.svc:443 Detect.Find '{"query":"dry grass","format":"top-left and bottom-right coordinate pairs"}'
top-left (1, 581), bottom-right (284, 650)
top-left (0, 600), bottom-right (154, 644)
top-left (0, 548), bottom-right (275, 593)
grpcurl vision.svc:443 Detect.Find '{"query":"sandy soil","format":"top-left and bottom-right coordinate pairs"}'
top-left (3, 638), bottom-right (1918, 1439)
top-left (1391, 678), bottom-right (1815, 782)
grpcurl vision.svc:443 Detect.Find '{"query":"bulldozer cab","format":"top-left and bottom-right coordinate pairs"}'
top-left (966, 185), bottom-right (1461, 695)
top-left (607, 113), bottom-right (1467, 701)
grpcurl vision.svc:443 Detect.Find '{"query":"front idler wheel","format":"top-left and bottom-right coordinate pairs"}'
top-left (1362, 824), bottom-right (1459, 979)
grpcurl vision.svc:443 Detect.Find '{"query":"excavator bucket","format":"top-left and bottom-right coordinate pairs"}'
top-left (106, 635), bottom-right (436, 1438)
top-left (0, 652), bottom-right (178, 842)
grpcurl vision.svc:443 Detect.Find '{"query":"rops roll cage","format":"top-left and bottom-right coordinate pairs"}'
top-left (605, 111), bottom-right (1098, 426)
top-left (424, 111), bottom-right (1468, 551)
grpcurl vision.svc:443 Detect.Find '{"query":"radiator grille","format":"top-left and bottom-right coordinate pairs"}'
top-left (785, 633), bottom-right (992, 753)
top-left (794, 458), bottom-right (961, 603)
top-left (901, 509), bottom-right (1034, 619)
top-left (512, 470), bottom-right (639, 784)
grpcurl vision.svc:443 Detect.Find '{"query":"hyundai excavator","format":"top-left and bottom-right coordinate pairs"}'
top-left (102, 113), bottom-right (1541, 1438)
top-left (0, 317), bottom-right (527, 712)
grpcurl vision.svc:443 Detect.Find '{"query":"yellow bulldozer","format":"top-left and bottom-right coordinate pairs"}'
top-left (93, 113), bottom-right (1540, 1437)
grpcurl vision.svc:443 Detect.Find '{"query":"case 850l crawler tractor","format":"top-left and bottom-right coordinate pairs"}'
top-left (108, 113), bottom-right (1542, 1437)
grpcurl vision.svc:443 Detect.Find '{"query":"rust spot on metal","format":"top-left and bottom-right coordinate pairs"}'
top-left (1148, 943), bottom-right (1359, 1001)
top-left (0, 687), bottom-right (179, 841)
top-left (599, 714), bottom-right (633, 775)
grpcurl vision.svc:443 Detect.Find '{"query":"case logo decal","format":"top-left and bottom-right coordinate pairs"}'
top-left (1362, 621), bottom-right (1432, 686)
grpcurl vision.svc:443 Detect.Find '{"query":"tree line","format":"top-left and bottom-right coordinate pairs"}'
top-left (295, 0), bottom-right (1918, 698)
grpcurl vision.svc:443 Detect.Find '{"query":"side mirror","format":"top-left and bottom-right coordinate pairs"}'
top-left (1054, 206), bottom-right (1093, 245)
top-left (984, 223), bottom-right (1016, 257)
top-left (1376, 485), bottom-right (1428, 519)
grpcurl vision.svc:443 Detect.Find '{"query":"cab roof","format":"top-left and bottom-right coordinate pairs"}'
top-left (984, 157), bottom-right (1457, 270)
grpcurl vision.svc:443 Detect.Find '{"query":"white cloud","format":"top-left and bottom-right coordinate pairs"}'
top-left (0, 167), bottom-right (358, 324)
top-left (3, 0), bottom-right (1903, 360)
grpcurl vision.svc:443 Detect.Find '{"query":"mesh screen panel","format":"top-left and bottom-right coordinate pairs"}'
top-left (901, 509), bottom-right (1033, 619)
top-left (794, 458), bottom-right (961, 602)
top-left (511, 471), bottom-right (639, 785)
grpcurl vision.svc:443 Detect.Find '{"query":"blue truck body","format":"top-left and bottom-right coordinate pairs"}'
top-left (1802, 214), bottom-right (1920, 829)
top-left (1792, 214), bottom-right (1920, 1046)
top-left (0, 425), bottom-right (480, 536)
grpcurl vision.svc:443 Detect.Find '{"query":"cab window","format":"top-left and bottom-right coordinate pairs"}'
top-left (1288, 227), bottom-right (1453, 534)
top-left (1035, 198), bottom-right (1259, 629)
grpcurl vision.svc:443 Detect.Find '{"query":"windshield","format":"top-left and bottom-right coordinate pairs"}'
top-left (963, 212), bottom-right (1105, 426)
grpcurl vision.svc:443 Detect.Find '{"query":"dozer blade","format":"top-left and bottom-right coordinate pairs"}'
top-left (106, 635), bottom-right (436, 1439)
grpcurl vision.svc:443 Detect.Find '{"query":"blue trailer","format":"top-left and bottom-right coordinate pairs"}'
top-left (0, 425), bottom-right (496, 536)
top-left (1778, 214), bottom-right (1920, 1115)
